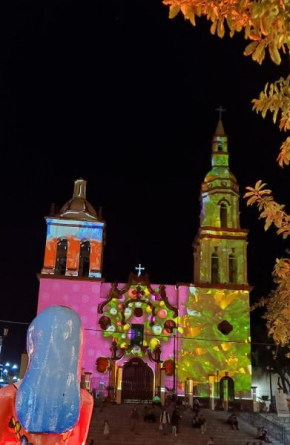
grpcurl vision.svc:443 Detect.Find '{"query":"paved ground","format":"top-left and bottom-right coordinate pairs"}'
top-left (87, 402), bottom-right (283, 445)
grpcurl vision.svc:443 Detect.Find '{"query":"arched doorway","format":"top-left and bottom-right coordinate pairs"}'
top-left (220, 375), bottom-right (235, 402)
top-left (121, 358), bottom-right (154, 402)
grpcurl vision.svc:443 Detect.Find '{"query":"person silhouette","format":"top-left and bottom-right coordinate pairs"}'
top-left (0, 305), bottom-right (93, 444)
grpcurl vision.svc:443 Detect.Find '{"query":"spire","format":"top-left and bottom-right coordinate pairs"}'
top-left (214, 105), bottom-right (226, 136)
top-left (214, 119), bottom-right (225, 136)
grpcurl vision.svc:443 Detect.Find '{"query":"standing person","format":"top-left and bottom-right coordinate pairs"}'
top-left (159, 409), bottom-right (170, 435)
top-left (171, 407), bottom-right (180, 437)
top-left (130, 407), bottom-right (140, 433)
top-left (103, 420), bottom-right (110, 440)
top-left (199, 413), bottom-right (207, 434)
top-left (207, 437), bottom-right (214, 445)
top-left (193, 398), bottom-right (201, 415)
top-left (153, 394), bottom-right (162, 408)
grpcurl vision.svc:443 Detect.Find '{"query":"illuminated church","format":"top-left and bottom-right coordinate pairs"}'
top-left (37, 119), bottom-right (251, 403)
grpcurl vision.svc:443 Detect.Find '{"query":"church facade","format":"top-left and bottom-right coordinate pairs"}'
top-left (37, 120), bottom-right (251, 403)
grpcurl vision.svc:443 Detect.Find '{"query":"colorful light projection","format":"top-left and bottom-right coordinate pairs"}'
top-left (195, 236), bottom-right (248, 284)
top-left (98, 283), bottom-right (178, 357)
top-left (42, 218), bottom-right (104, 278)
top-left (177, 286), bottom-right (251, 397)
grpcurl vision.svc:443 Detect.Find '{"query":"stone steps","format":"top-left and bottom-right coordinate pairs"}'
top-left (87, 404), bottom-right (283, 445)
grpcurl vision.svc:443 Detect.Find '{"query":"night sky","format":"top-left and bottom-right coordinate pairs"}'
top-left (0, 0), bottom-right (289, 365)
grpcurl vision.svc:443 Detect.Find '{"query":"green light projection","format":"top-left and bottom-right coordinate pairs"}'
top-left (177, 286), bottom-right (251, 397)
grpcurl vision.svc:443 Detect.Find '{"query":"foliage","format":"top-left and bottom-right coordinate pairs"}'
top-left (253, 76), bottom-right (290, 166)
top-left (163, 0), bottom-right (290, 348)
top-left (244, 181), bottom-right (290, 236)
top-left (163, 0), bottom-right (290, 65)
top-left (245, 181), bottom-right (290, 346)
top-left (251, 325), bottom-right (290, 392)
top-left (163, 0), bottom-right (290, 165)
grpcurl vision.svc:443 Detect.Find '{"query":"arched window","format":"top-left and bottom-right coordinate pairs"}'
top-left (211, 252), bottom-right (219, 284)
top-left (229, 254), bottom-right (237, 284)
top-left (220, 203), bottom-right (227, 227)
top-left (55, 239), bottom-right (68, 275)
top-left (218, 144), bottom-right (223, 152)
top-left (79, 241), bottom-right (90, 277)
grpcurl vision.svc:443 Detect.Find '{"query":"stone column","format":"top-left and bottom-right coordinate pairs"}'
top-left (42, 238), bottom-right (57, 274)
top-left (160, 368), bottom-right (166, 406)
top-left (116, 366), bottom-right (123, 404)
top-left (208, 374), bottom-right (215, 410)
top-left (155, 362), bottom-right (162, 395)
top-left (187, 379), bottom-right (194, 408)
top-left (66, 238), bottom-right (80, 276)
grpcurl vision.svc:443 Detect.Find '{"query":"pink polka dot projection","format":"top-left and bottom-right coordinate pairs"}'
top-left (92, 284), bottom-right (99, 294)
top-left (52, 282), bottom-right (61, 291)
top-left (37, 278), bottom-right (178, 382)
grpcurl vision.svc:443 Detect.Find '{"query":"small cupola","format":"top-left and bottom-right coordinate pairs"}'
top-left (59, 179), bottom-right (98, 221)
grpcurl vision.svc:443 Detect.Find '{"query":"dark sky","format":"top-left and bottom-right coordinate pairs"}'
top-left (0, 0), bottom-right (289, 364)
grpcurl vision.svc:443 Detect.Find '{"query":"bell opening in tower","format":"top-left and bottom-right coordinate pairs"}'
top-left (211, 252), bottom-right (219, 284)
top-left (79, 241), bottom-right (91, 277)
top-left (220, 203), bottom-right (228, 227)
top-left (229, 254), bottom-right (237, 284)
top-left (55, 239), bottom-right (68, 275)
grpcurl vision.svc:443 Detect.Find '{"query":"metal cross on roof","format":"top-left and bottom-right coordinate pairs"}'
top-left (135, 263), bottom-right (145, 277)
top-left (216, 105), bottom-right (226, 120)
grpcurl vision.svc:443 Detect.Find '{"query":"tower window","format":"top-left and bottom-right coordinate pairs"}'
top-left (220, 203), bottom-right (227, 227)
top-left (55, 239), bottom-right (68, 275)
top-left (217, 144), bottom-right (223, 152)
top-left (211, 252), bottom-right (219, 284)
top-left (229, 254), bottom-right (237, 284)
top-left (79, 240), bottom-right (90, 277)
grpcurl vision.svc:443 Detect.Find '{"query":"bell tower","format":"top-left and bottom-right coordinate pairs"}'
top-left (41, 179), bottom-right (105, 278)
top-left (193, 120), bottom-right (248, 286)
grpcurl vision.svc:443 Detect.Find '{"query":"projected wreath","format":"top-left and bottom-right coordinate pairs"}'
top-left (98, 278), bottom-right (178, 356)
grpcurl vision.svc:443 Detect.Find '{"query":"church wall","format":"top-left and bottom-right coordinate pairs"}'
top-left (176, 285), bottom-right (251, 398)
top-left (94, 283), bottom-right (177, 390)
top-left (38, 277), bottom-right (103, 375)
top-left (38, 279), bottom-right (178, 391)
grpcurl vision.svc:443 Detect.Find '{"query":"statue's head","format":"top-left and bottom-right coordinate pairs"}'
top-left (16, 306), bottom-right (83, 433)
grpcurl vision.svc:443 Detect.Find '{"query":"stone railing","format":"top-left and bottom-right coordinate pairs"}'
top-left (240, 411), bottom-right (290, 445)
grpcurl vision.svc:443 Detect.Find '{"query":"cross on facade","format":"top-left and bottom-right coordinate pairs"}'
top-left (135, 263), bottom-right (145, 276)
top-left (216, 105), bottom-right (226, 120)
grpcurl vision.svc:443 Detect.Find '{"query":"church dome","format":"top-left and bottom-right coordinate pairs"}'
top-left (59, 179), bottom-right (98, 221)
top-left (204, 168), bottom-right (237, 184)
